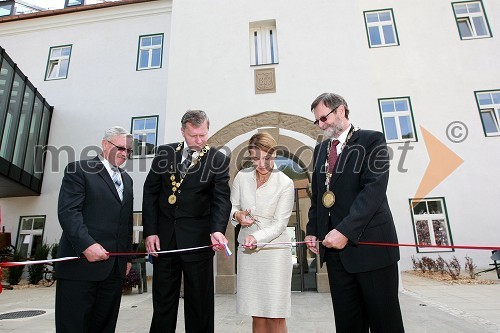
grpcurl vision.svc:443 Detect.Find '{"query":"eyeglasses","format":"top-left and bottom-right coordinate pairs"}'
top-left (107, 140), bottom-right (134, 154)
top-left (313, 106), bottom-right (338, 126)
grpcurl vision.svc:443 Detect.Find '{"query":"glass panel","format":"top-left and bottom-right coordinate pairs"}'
top-left (47, 61), bottom-right (58, 79)
top-left (31, 235), bottom-right (42, 257)
top-left (399, 116), bottom-right (414, 139)
top-left (412, 201), bottom-right (428, 214)
top-left (1, 72), bottom-right (25, 161)
top-left (21, 218), bottom-right (33, 230)
top-left (274, 156), bottom-right (307, 180)
top-left (481, 110), bottom-right (499, 134)
top-left (13, 85), bottom-right (35, 167)
top-left (24, 96), bottom-right (43, 174)
top-left (51, 48), bottom-right (61, 58)
top-left (151, 49), bottom-right (161, 67)
top-left (145, 117), bottom-right (156, 129)
top-left (368, 27), bottom-right (382, 46)
top-left (141, 37), bottom-right (152, 47)
top-left (0, 4), bottom-right (13, 17)
top-left (427, 200), bottom-right (443, 214)
top-left (468, 3), bottom-right (481, 13)
top-left (366, 13), bottom-right (379, 23)
top-left (381, 101), bottom-right (395, 112)
top-left (432, 220), bottom-right (449, 246)
top-left (492, 93), bottom-right (500, 104)
top-left (383, 117), bottom-right (398, 140)
top-left (477, 93), bottom-right (492, 105)
top-left (59, 59), bottom-right (69, 78)
top-left (18, 234), bottom-right (30, 258)
top-left (382, 25), bottom-right (396, 44)
top-left (134, 118), bottom-right (145, 130)
top-left (454, 4), bottom-right (468, 14)
top-left (146, 132), bottom-right (156, 144)
top-left (458, 20), bottom-right (473, 38)
top-left (0, 57), bottom-right (15, 128)
top-left (34, 105), bottom-right (51, 179)
top-left (152, 36), bottom-right (162, 46)
top-left (61, 46), bottom-right (71, 56)
top-left (394, 100), bottom-right (408, 111)
top-left (416, 220), bottom-right (431, 245)
top-left (378, 11), bottom-right (391, 22)
top-left (139, 50), bottom-right (149, 69)
top-left (472, 16), bottom-right (487, 36)
top-left (33, 218), bottom-right (45, 229)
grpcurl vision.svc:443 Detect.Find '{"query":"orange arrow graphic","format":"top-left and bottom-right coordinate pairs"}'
top-left (413, 126), bottom-right (464, 204)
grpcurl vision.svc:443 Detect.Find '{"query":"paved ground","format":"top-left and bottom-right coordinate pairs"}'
top-left (0, 270), bottom-right (499, 332)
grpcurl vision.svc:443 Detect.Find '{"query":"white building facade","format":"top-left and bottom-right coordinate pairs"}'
top-left (1, 0), bottom-right (499, 293)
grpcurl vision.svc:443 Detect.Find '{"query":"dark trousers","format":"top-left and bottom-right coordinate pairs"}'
top-left (55, 262), bottom-right (124, 333)
top-left (150, 254), bottom-right (214, 333)
top-left (325, 251), bottom-right (404, 333)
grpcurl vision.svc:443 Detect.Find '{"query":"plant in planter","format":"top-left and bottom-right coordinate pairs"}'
top-left (122, 267), bottom-right (140, 294)
top-left (7, 249), bottom-right (25, 285)
top-left (28, 242), bottom-right (51, 284)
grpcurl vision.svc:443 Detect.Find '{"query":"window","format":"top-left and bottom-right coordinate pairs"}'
top-left (452, 1), bottom-right (491, 39)
top-left (364, 9), bottom-right (399, 48)
top-left (131, 116), bottom-right (158, 157)
top-left (379, 97), bottom-right (417, 142)
top-left (133, 212), bottom-right (143, 244)
top-left (16, 216), bottom-right (46, 258)
top-left (0, 1), bottom-right (14, 17)
top-left (64, 0), bottom-right (84, 7)
top-left (45, 45), bottom-right (72, 80)
top-left (249, 20), bottom-right (279, 65)
top-left (475, 90), bottom-right (500, 136)
top-left (410, 198), bottom-right (453, 253)
top-left (137, 34), bottom-right (164, 70)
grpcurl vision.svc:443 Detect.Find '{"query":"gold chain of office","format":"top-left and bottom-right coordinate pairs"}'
top-left (168, 142), bottom-right (210, 204)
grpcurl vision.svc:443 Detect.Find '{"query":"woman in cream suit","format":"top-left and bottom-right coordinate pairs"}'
top-left (231, 132), bottom-right (295, 333)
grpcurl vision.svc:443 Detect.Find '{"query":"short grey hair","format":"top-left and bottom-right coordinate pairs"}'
top-left (103, 126), bottom-right (132, 141)
top-left (181, 110), bottom-right (210, 129)
top-left (311, 92), bottom-right (350, 119)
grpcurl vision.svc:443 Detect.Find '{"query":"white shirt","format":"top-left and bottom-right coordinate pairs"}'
top-left (99, 155), bottom-right (122, 185)
top-left (332, 124), bottom-right (351, 156)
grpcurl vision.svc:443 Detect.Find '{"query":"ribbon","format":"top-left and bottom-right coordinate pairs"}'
top-left (0, 244), bottom-right (233, 269)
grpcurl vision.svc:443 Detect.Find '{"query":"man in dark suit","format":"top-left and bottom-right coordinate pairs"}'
top-left (142, 110), bottom-right (231, 333)
top-left (305, 93), bottom-right (404, 333)
top-left (55, 126), bottom-right (134, 333)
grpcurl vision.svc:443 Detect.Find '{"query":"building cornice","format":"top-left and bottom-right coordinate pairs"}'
top-left (0, 0), bottom-right (160, 23)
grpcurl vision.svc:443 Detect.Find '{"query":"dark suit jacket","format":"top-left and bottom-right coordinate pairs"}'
top-left (55, 156), bottom-right (134, 280)
top-left (307, 129), bottom-right (400, 273)
top-left (142, 143), bottom-right (231, 261)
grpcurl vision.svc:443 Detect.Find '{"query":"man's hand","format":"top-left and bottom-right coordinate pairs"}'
top-left (145, 235), bottom-right (161, 257)
top-left (210, 232), bottom-right (228, 251)
top-left (243, 235), bottom-right (257, 250)
top-left (125, 262), bottom-right (132, 276)
top-left (304, 235), bottom-right (319, 254)
top-left (322, 229), bottom-right (348, 250)
top-left (82, 243), bottom-right (109, 262)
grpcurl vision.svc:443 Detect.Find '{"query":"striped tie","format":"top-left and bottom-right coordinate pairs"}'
top-left (111, 167), bottom-right (123, 201)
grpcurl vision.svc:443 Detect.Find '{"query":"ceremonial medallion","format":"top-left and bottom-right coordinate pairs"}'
top-left (168, 194), bottom-right (177, 204)
top-left (322, 191), bottom-right (335, 208)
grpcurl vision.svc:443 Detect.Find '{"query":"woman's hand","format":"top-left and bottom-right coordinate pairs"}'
top-left (234, 209), bottom-right (256, 227)
top-left (243, 235), bottom-right (257, 250)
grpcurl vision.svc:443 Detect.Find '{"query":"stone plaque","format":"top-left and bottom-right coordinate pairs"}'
top-left (254, 68), bottom-right (276, 94)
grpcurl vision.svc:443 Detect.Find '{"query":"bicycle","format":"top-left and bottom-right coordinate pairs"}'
top-left (42, 263), bottom-right (56, 287)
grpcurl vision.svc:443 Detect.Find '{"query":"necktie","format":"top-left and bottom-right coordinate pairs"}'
top-left (180, 149), bottom-right (194, 178)
top-left (328, 140), bottom-right (340, 174)
top-left (111, 167), bottom-right (123, 201)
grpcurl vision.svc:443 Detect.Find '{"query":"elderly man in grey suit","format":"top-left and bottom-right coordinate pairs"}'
top-left (55, 126), bottom-right (134, 333)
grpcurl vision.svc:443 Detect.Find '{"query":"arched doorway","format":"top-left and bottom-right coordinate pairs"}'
top-left (208, 111), bottom-right (329, 294)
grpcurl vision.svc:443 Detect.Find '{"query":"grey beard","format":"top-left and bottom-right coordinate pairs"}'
top-left (323, 127), bottom-right (335, 139)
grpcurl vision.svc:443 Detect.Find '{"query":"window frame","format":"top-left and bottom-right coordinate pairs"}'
top-left (44, 45), bottom-right (72, 81)
top-left (409, 198), bottom-right (454, 254)
top-left (131, 115), bottom-right (159, 158)
top-left (15, 215), bottom-right (46, 259)
top-left (64, 0), bottom-right (84, 7)
top-left (378, 96), bottom-right (418, 143)
top-left (452, 1), bottom-right (492, 40)
top-left (136, 33), bottom-right (164, 71)
top-left (363, 8), bottom-right (400, 48)
top-left (132, 211), bottom-right (143, 245)
top-left (249, 20), bottom-right (279, 66)
top-left (475, 89), bottom-right (500, 137)
top-left (0, 1), bottom-right (15, 17)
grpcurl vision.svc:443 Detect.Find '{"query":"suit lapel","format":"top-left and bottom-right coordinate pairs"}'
top-left (92, 157), bottom-right (123, 203)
